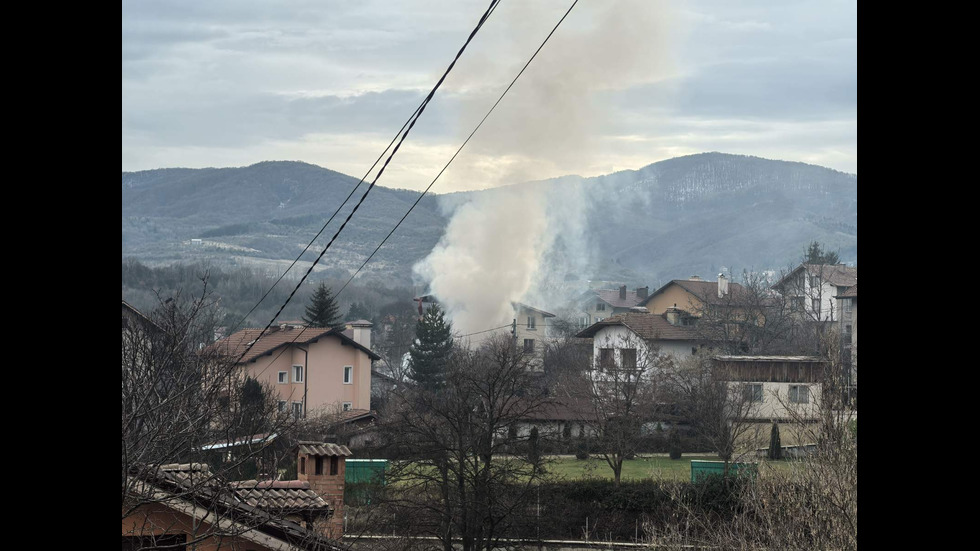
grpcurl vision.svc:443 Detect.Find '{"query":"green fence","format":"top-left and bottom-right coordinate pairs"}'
top-left (345, 459), bottom-right (388, 505)
top-left (690, 460), bottom-right (758, 482)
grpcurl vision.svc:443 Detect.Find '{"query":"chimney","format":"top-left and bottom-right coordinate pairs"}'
top-left (636, 286), bottom-right (648, 300)
top-left (296, 441), bottom-right (351, 540)
top-left (718, 273), bottom-right (729, 298)
top-left (347, 320), bottom-right (373, 349)
top-left (665, 304), bottom-right (681, 326)
top-left (689, 275), bottom-right (702, 281)
top-left (619, 285), bottom-right (627, 300)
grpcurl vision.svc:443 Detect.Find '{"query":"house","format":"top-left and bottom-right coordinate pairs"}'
top-left (836, 284), bottom-right (857, 407)
top-left (638, 274), bottom-right (749, 316)
top-left (413, 294), bottom-right (556, 372)
top-left (514, 302), bottom-right (556, 371)
top-left (575, 310), bottom-right (703, 371)
top-left (122, 299), bottom-right (160, 332)
top-left (773, 263), bottom-right (857, 321)
top-left (213, 321), bottom-right (380, 419)
top-left (122, 443), bottom-right (348, 551)
top-left (711, 355), bottom-right (827, 422)
top-left (576, 285), bottom-right (650, 327)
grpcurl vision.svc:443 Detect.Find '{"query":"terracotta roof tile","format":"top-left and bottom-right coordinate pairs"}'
top-left (295, 441), bottom-right (352, 457)
top-left (229, 480), bottom-right (330, 511)
top-left (575, 312), bottom-right (698, 341)
top-left (593, 289), bottom-right (648, 308)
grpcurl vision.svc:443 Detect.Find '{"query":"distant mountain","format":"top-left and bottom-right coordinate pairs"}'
top-left (121, 153), bottom-right (856, 287)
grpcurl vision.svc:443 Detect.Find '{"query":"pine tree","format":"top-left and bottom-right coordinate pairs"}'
top-left (408, 304), bottom-right (454, 390)
top-left (804, 241), bottom-right (841, 265)
top-left (302, 283), bottom-right (342, 329)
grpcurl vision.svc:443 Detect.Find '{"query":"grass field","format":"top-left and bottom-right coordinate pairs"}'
top-left (541, 454), bottom-right (796, 482)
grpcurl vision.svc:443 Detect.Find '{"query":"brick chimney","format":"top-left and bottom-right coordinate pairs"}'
top-left (619, 285), bottom-right (627, 300)
top-left (295, 441), bottom-right (352, 540)
top-left (636, 286), bottom-right (648, 300)
top-left (665, 304), bottom-right (682, 326)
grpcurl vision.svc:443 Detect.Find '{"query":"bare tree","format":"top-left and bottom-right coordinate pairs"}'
top-left (667, 349), bottom-right (762, 473)
top-left (378, 334), bottom-right (552, 551)
top-left (564, 333), bottom-right (669, 486)
top-left (122, 283), bottom-right (311, 546)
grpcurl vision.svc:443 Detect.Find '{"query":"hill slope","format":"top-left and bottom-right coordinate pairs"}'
top-left (121, 153), bottom-right (856, 287)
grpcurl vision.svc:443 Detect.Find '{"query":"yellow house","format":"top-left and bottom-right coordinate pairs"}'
top-left (639, 274), bottom-right (747, 316)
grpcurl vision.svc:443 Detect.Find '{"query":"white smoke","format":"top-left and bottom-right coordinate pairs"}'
top-left (412, 0), bottom-right (677, 336)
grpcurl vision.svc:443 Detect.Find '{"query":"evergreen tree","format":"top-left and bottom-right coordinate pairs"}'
top-left (345, 301), bottom-right (373, 323)
top-left (804, 241), bottom-right (841, 265)
top-left (408, 304), bottom-right (454, 390)
top-left (302, 283), bottom-right (342, 329)
top-left (768, 421), bottom-right (783, 460)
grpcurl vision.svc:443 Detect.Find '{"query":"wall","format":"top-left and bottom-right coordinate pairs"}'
top-left (243, 332), bottom-right (373, 416)
top-left (643, 284), bottom-right (705, 315)
top-left (122, 502), bottom-right (280, 551)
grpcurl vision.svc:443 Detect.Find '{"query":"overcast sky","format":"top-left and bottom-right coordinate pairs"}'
top-left (122, 0), bottom-right (856, 192)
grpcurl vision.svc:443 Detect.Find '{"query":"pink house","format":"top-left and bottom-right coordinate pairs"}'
top-left (216, 321), bottom-right (379, 418)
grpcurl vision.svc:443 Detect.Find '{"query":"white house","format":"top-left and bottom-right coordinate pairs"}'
top-left (712, 355), bottom-right (827, 422)
top-left (575, 309), bottom-right (703, 373)
top-left (773, 264), bottom-right (857, 322)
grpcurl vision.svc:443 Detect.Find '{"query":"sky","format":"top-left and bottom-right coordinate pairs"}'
top-left (122, 0), bottom-right (857, 193)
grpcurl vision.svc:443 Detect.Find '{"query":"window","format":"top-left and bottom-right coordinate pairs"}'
top-left (809, 274), bottom-right (820, 288)
top-left (300, 457), bottom-right (306, 475)
top-left (343, 402), bottom-right (352, 411)
top-left (278, 371), bottom-right (288, 384)
top-left (596, 302), bottom-right (605, 311)
top-left (621, 348), bottom-right (637, 369)
top-left (278, 400), bottom-right (287, 412)
top-left (292, 401), bottom-right (303, 419)
top-left (315, 456), bottom-right (323, 475)
top-left (789, 385), bottom-right (810, 404)
top-left (791, 296), bottom-right (805, 311)
top-left (527, 316), bottom-right (536, 329)
top-left (344, 365), bottom-right (353, 384)
top-left (743, 384), bottom-right (763, 403)
top-left (293, 365), bottom-right (304, 383)
top-left (524, 339), bottom-right (535, 353)
top-left (844, 324), bottom-right (853, 342)
top-left (599, 348), bottom-right (614, 369)
top-left (812, 298), bottom-right (821, 315)
top-left (330, 456), bottom-right (339, 476)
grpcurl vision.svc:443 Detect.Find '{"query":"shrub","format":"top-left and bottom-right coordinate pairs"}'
top-left (668, 430), bottom-right (682, 460)
top-left (576, 439), bottom-right (590, 460)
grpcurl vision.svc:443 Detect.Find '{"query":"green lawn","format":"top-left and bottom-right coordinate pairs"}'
top-left (541, 454), bottom-right (796, 482)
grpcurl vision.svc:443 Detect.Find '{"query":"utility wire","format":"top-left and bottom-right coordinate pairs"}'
top-left (335, 0), bottom-right (581, 299)
top-left (235, 0), bottom-right (503, 368)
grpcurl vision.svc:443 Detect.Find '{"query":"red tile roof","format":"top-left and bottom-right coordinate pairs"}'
top-left (295, 441), bottom-right (352, 457)
top-left (837, 283), bottom-right (858, 298)
top-left (575, 312), bottom-right (699, 341)
top-left (775, 264), bottom-right (858, 290)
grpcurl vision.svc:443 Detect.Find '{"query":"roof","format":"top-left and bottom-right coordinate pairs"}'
top-left (575, 312), bottom-right (698, 341)
top-left (775, 264), bottom-right (858, 289)
top-left (214, 325), bottom-right (380, 363)
top-left (639, 279), bottom-right (751, 308)
top-left (713, 355), bottom-right (827, 363)
top-left (589, 288), bottom-right (650, 309)
top-left (837, 284), bottom-right (858, 298)
top-left (122, 299), bottom-right (162, 332)
top-left (512, 302), bottom-right (556, 317)
top-left (519, 397), bottom-right (593, 422)
top-left (295, 441), bottom-right (353, 457)
top-left (229, 480), bottom-right (331, 512)
top-left (127, 463), bottom-right (342, 551)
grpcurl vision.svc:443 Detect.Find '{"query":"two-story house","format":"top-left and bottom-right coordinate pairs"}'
top-left (575, 309), bottom-right (703, 372)
top-left (576, 285), bottom-right (650, 328)
top-left (835, 284), bottom-right (857, 407)
top-left (773, 263), bottom-right (857, 321)
top-left (514, 302), bottom-right (556, 371)
top-left (214, 321), bottom-right (380, 419)
top-left (711, 355), bottom-right (827, 422)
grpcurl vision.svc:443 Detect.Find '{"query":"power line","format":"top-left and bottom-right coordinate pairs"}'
top-left (235, 0), bottom-right (503, 367)
top-left (335, 0), bottom-right (581, 299)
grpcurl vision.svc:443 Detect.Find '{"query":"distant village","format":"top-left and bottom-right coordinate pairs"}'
top-left (122, 254), bottom-right (857, 550)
